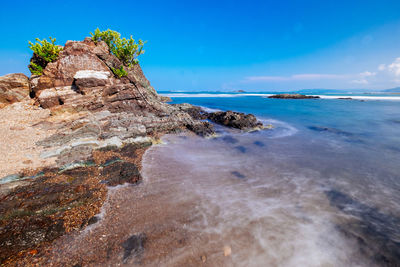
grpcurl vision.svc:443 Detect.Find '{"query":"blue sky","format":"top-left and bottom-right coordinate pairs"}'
top-left (1, 0), bottom-right (400, 91)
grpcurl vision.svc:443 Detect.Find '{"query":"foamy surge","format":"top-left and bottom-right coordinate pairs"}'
top-left (259, 118), bottom-right (298, 138)
top-left (141, 133), bottom-right (375, 266)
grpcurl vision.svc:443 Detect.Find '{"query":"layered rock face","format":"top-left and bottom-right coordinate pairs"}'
top-left (31, 38), bottom-right (159, 111)
top-left (27, 37), bottom-right (214, 150)
top-left (0, 73), bottom-right (29, 106)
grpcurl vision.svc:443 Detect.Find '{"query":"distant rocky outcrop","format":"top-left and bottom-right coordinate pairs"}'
top-left (268, 93), bottom-right (320, 99)
top-left (0, 73), bottom-right (30, 106)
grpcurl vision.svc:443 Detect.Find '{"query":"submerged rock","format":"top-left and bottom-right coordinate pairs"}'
top-left (122, 233), bottom-right (146, 263)
top-left (326, 190), bottom-right (400, 265)
top-left (308, 126), bottom-right (354, 137)
top-left (268, 93), bottom-right (320, 99)
top-left (231, 171), bottom-right (246, 179)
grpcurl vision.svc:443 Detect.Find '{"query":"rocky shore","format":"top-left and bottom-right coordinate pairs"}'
top-left (0, 37), bottom-right (267, 265)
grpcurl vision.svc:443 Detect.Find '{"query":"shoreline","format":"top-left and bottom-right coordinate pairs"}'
top-left (0, 97), bottom-right (266, 265)
top-left (0, 128), bottom-right (152, 265)
top-left (1, 97), bottom-right (400, 266)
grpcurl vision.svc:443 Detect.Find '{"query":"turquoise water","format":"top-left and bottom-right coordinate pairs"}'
top-left (153, 94), bottom-right (400, 265)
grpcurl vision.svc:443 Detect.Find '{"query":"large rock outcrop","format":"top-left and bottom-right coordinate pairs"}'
top-left (0, 36), bottom-right (270, 265)
top-left (0, 73), bottom-right (29, 106)
top-left (27, 37), bottom-right (213, 144)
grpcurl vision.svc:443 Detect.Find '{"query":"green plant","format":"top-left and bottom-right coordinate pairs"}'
top-left (111, 66), bottom-right (128, 78)
top-left (28, 37), bottom-right (63, 75)
top-left (90, 28), bottom-right (145, 67)
top-left (28, 62), bottom-right (44, 76)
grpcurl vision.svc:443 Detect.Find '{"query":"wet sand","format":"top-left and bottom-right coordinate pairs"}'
top-left (14, 127), bottom-right (399, 266)
top-left (27, 132), bottom-right (372, 266)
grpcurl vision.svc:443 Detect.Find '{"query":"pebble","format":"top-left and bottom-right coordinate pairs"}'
top-left (223, 246), bottom-right (231, 256)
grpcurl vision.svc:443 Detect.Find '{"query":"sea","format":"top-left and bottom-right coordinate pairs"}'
top-left (140, 91), bottom-right (400, 266)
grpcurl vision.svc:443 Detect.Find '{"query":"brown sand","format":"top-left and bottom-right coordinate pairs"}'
top-left (0, 101), bottom-right (56, 178)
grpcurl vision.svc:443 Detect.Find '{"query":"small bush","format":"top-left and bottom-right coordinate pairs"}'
top-left (90, 28), bottom-right (145, 67)
top-left (28, 37), bottom-right (63, 75)
top-left (111, 66), bottom-right (128, 78)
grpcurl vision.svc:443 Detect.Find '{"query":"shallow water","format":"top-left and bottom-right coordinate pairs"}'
top-left (47, 96), bottom-right (400, 266)
top-left (140, 96), bottom-right (400, 266)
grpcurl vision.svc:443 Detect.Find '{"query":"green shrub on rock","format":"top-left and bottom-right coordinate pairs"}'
top-left (90, 28), bottom-right (145, 67)
top-left (28, 37), bottom-right (63, 75)
top-left (111, 66), bottom-right (128, 78)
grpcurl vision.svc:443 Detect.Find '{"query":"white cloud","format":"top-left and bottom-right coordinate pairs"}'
top-left (388, 57), bottom-right (400, 76)
top-left (360, 71), bottom-right (376, 77)
top-left (378, 64), bottom-right (386, 71)
top-left (351, 79), bottom-right (368, 85)
top-left (292, 74), bottom-right (347, 80)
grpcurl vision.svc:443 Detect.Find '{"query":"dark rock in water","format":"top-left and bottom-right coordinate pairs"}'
top-left (338, 97), bottom-right (353, 100)
top-left (221, 135), bottom-right (239, 144)
top-left (234, 146), bottom-right (247, 153)
top-left (186, 121), bottom-right (215, 137)
top-left (122, 233), bottom-right (146, 263)
top-left (308, 126), bottom-right (354, 137)
top-left (231, 171), bottom-right (246, 179)
top-left (268, 93), bottom-right (320, 99)
top-left (326, 190), bottom-right (400, 265)
top-left (388, 119), bottom-right (400, 125)
top-left (253, 140), bottom-right (265, 147)
top-left (208, 111), bottom-right (263, 130)
top-left (101, 161), bottom-right (141, 186)
top-left (87, 216), bottom-right (99, 226)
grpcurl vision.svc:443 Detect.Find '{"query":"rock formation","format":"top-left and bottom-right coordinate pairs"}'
top-left (208, 111), bottom-right (263, 130)
top-left (0, 36), bottom-right (267, 265)
top-left (268, 93), bottom-right (320, 99)
top-left (0, 73), bottom-right (29, 107)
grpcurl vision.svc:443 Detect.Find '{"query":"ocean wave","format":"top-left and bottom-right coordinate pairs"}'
top-left (260, 118), bottom-right (298, 138)
top-left (198, 106), bottom-right (222, 113)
